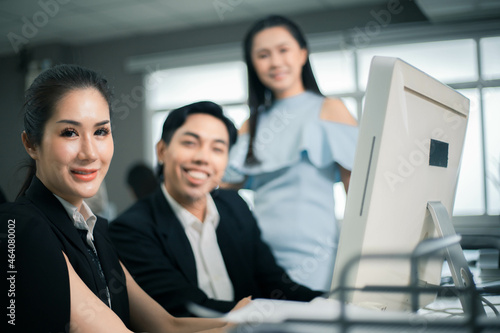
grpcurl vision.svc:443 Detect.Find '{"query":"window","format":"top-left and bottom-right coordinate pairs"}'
top-left (356, 39), bottom-right (478, 89)
top-left (310, 50), bottom-right (356, 94)
top-left (454, 89), bottom-right (484, 215)
top-left (145, 32), bottom-right (500, 220)
top-left (483, 87), bottom-right (500, 215)
top-left (147, 61), bottom-right (247, 111)
top-left (481, 37), bottom-right (500, 80)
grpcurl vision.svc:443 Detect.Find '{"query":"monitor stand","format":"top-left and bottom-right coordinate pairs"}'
top-left (425, 201), bottom-right (486, 317)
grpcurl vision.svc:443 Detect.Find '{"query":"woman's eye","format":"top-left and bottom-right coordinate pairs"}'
top-left (95, 127), bottom-right (110, 136)
top-left (61, 128), bottom-right (78, 137)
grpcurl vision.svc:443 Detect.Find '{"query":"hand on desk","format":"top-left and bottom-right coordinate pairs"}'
top-left (232, 296), bottom-right (253, 312)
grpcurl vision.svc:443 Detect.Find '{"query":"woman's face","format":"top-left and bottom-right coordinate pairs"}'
top-left (251, 26), bottom-right (308, 99)
top-left (157, 113), bottom-right (229, 208)
top-left (27, 88), bottom-right (113, 208)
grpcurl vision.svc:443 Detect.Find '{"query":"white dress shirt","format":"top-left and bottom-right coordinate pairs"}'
top-left (53, 194), bottom-right (112, 308)
top-left (54, 195), bottom-right (97, 251)
top-left (162, 184), bottom-right (234, 301)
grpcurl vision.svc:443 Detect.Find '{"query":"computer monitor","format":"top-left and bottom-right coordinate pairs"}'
top-left (331, 56), bottom-right (480, 314)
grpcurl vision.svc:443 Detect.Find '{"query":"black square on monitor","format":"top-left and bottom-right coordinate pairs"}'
top-left (429, 139), bottom-right (448, 168)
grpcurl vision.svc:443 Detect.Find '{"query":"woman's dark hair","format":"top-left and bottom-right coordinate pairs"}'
top-left (18, 64), bottom-right (113, 198)
top-left (243, 14), bottom-right (322, 164)
top-left (157, 101), bottom-right (237, 179)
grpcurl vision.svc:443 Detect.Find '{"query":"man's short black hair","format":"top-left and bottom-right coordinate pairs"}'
top-left (160, 101), bottom-right (237, 148)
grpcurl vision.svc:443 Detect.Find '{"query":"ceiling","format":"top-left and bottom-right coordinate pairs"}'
top-left (1, 0), bottom-right (499, 57)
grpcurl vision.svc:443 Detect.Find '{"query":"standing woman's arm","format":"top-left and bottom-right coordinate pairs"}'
top-left (220, 118), bottom-right (250, 190)
top-left (339, 165), bottom-right (352, 193)
top-left (320, 97), bottom-right (358, 194)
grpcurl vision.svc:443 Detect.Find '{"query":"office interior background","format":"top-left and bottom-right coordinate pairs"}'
top-left (0, 0), bottom-right (499, 235)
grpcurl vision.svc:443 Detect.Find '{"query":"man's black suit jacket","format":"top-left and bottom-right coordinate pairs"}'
top-left (109, 187), bottom-right (322, 317)
top-left (0, 177), bottom-right (129, 332)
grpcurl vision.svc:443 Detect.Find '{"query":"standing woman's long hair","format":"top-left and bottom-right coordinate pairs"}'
top-left (17, 64), bottom-right (113, 198)
top-left (242, 15), bottom-right (322, 165)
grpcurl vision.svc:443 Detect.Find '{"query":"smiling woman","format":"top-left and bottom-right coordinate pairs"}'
top-left (22, 88), bottom-right (114, 207)
top-left (250, 25), bottom-right (308, 99)
top-left (224, 15), bottom-right (359, 292)
top-left (0, 65), bottom-right (246, 332)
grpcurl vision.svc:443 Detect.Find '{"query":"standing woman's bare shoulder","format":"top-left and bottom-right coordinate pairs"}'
top-left (320, 98), bottom-right (357, 126)
top-left (239, 118), bottom-right (250, 134)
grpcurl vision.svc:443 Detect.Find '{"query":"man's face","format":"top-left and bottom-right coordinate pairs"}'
top-left (157, 113), bottom-right (229, 208)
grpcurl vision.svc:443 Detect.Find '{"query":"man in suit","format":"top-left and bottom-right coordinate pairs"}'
top-left (109, 101), bottom-right (322, 317)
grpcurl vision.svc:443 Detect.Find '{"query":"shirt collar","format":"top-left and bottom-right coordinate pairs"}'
top-left (53, 194), bottom-right (97, 236)
top-left (161, 183), bottom-right (219, 232)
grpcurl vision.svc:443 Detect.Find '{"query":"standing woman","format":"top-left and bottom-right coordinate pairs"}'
top-left (0, 64), bottom-right (244, 332)
top-left (225, 15), bottom-right (358, 291)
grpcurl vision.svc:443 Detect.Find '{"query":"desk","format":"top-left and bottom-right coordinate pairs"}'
top-left (230, 319), bottom-right (500, 333)
top-left (225, 290), bottom-right (500, 332)
top-left (229, 296), bottom-right (500, 333)
top-left (227, 249), bottom-right (500, 332)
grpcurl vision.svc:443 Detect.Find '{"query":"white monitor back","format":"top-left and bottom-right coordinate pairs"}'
top-left (331, 56), bottom-right (469, 311)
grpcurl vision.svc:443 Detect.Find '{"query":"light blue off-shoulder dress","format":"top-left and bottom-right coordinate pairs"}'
top-left (225, 91), bottom-right (358, 291)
